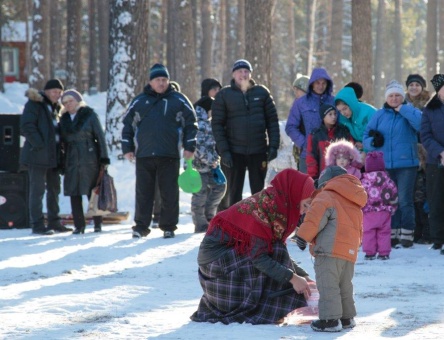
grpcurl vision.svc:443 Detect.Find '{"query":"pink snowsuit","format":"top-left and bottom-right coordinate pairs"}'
top-left (361, 170), bottom-right (398, 256)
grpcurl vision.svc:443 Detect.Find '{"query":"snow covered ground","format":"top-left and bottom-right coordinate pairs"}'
top-left (1, 83), bottom-right (444, 339)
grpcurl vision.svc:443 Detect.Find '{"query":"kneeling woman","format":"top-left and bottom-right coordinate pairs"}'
top-left (60, 90), bottom-right (109, 234)
top-left (191, 169), bottom-right (315, 325)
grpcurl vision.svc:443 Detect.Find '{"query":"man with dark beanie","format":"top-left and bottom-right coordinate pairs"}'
top-left (20, 78), bottom-right (72, 234)
top-left (212, 59), bottom-right (280, 209)
top-left (122, 63), bottom-right (197, 239)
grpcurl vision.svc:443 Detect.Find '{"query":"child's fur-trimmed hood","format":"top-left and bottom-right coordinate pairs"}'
top-left (325, 139), bottom-right (362, 167)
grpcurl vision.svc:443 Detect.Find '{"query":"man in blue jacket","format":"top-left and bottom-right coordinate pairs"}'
top-left (122, 64), bottom-right (197, 239)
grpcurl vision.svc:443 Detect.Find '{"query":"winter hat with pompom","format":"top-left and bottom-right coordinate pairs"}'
top-left (365, 151), bottom-right (385, 172)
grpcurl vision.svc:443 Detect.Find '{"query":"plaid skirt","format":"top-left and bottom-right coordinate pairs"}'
top-left (190, 242), bottom-right (307, 324)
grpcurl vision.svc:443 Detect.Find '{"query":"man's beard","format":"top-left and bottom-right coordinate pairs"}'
top-left (238, 78), bottom-right (251, 93)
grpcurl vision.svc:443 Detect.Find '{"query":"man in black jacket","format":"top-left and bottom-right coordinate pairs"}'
top-left (20, 78), bottom-right (72, 235)
top-left (122, 64), bottom-right (197, 239)
top-left (212, 59), bottom-right (280, 209)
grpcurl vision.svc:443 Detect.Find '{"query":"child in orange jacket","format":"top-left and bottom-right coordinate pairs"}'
top-left (297, 166), bottom-right (367, 332)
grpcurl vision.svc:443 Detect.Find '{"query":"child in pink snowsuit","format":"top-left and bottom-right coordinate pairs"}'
top-left (324, 139), bottom-right (362, 179)
top-left (361, 151), bottom-right (398, 260)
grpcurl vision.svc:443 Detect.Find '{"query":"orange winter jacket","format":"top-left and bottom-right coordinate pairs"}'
top-left (297, 174), bottom-right (367, 263)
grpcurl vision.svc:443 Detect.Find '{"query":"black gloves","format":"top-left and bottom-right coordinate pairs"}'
top-left (369, 130), bottom-right (384, 148)
top-left (100, 158), bottom-right (111, 165)
top-left (290, 215), bottom-right (307, 250)
top-left (267, 147), bottom-right (278, 162)
top-left (221, 152), bottom-right (233, 168)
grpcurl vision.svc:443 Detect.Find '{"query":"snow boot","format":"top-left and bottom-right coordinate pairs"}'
top-left (311, 319), bottom-right (342, 332)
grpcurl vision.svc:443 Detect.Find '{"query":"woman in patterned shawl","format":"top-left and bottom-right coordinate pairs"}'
top-left (191, 169), bottom-right (315, 325)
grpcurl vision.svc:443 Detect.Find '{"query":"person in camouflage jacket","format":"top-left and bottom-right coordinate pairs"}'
top-left (191, 79), bottom-right (226, 233)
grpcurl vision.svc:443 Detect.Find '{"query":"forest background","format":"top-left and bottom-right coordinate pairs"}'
top-left (1, 0), bottom-right (443, 156)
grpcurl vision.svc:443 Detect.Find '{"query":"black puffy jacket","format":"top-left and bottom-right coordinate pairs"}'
top-left (211, 79), bottom-right (280, 155)
top-left (60, 106), bottom-right (109, 196)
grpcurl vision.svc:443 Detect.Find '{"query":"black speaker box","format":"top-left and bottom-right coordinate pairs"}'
top-left (0, 114), bottom-right (22, 173)
top-left (0, 172), bottom-right (29, 229)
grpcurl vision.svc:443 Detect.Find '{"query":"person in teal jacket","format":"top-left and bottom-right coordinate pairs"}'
top-left (335, 86), bottom-right (376, 152)
top-left (363, 80), bottom-right (422, 249)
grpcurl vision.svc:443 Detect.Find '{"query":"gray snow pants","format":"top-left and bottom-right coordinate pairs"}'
top-left (314, 256), bottom-right (356, 320)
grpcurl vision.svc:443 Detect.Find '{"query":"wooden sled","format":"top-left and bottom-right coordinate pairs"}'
top-left (44, 211), bottom-right (130, 225)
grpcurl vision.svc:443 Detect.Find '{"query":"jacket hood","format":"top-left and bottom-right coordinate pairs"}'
top-left (325, 139), bottom-right (362, 167)
top-left (323, 174), bottom-right (367, 208)
top-left (308, 67), bottom-right (333, 97)
top-left (335, 87), bottom-right (360, 116)
top-left (25, 88), bottom-right (62, 114)
top-left (25, 88), bottom-right (45, 102)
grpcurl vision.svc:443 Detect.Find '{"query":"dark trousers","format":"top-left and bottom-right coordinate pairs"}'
top-left (414, 201), bottom-right (430, 242)
top-left (152, 178), bottom-right (161, 222)
top-left (426, 164), bottom-right (444, 244)
top-left (27, 165), bottom-right (61, 230)
top-left (70, 195), bottom-right (102, 229)
top-left (218, 153), bottom-right (267, 209)
top-left (135, 157), bottom-right (179, 231)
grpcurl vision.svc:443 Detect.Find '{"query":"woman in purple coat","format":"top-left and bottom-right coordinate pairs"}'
top-left (420, 74), bottom-right (444, 254)
top-left (285, 68), bottom-right (334, 173)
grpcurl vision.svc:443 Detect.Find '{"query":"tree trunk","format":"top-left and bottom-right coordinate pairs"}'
top-left (440, 1), bottom-right (444, 73)
top-left (66, 0), bottom-right (82, 90)
top-left (217, 0), bottom-right (226, 85)
top-left (97, 0), bottom-right (109, 92)
top-left (426, 0), bottom-right (438, 89)
top-left (244, 0), bottom-right (275, 88)
top-left (0, 1), bottom-right (4, 93)
top-left (88, 0), bottom-right (98, 94)
top-left (223, 0), bottom-right (235, 84)
top-left (132, 1), bottom-right (149, 95)
top-left (106, 1), bottom-right (142, 153)
top-left (393, 0), bottom-right (403, 82)
top-left (351, 0), bottom-right (373, 103)
top-left (236, 0), bottom-right (245, 60)
top-left (315, 1), bottom-right (330, 67)
top-left (29, 0), bottom-right (51, 89)
top-left (173, 0), bottom-right (197, 102)
top-left (49, 0), bottom-right (62, 80)
top-left (374, 0), bottom-right (386, 108)
top-left (271, 0), bottom-right (295, 119)
top-left (200, 0), bottom-right (212, 79)
top-left (329, 0), bottom-right (343, 90)
top-left (306, 0), bottom-right (316, 75)
top-left (166, 0), bottom-right (177, 78)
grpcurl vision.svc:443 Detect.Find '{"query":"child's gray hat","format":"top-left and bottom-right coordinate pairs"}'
top-left (317, 165), bottom-right (347, 188)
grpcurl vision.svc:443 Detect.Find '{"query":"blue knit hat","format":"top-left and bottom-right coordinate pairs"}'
top-left (232, 59), bottom-right (253, 73)
top-left (150, 63), bottom-right (170, 80)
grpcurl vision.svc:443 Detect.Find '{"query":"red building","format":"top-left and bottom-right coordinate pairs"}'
top-left (1, 21), bottom-right (30, 83)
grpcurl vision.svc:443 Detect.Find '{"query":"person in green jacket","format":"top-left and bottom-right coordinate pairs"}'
top-left (334, 86), bottom-right (376, 152)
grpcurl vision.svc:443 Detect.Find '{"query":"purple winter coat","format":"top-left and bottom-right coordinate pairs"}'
top-left (285, 67), bottom-right (335, 159)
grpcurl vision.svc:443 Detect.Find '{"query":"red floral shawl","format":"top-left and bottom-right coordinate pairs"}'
top-left (207, 169), bottom-right (314, 256)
